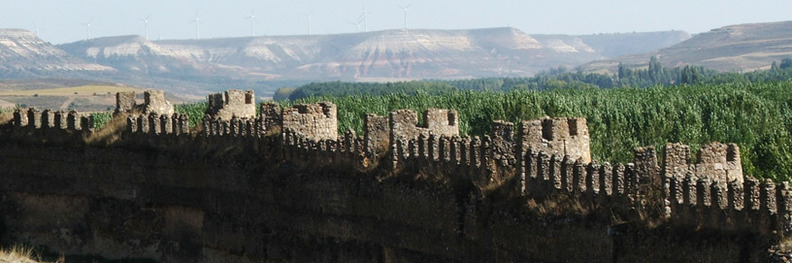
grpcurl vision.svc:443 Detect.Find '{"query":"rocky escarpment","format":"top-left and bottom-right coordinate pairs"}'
top-left (56, 27), bottom-right (688, 83)
top-left (0, 29), bottom-right (113, 77)
top-left (582, 20), bottom-right (792, 73)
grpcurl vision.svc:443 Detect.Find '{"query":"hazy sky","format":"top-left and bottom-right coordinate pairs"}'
top-left (2, 0), bottom-right (791, 44)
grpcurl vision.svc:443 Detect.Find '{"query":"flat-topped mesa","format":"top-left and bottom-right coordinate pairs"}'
top-left (519, 117), bottom-right (591, 163)
top-left (115, 90), bottom-right (174, 115)
top-left (205, 89), bottom-right (256, 120)
top-left (282, 102), bottom-right (338, 141)
top-left (663, 142), bottom-right (743, 185)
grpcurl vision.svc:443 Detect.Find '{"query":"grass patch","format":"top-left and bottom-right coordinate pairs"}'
top-left (0, 85), bottom-right (141, 96)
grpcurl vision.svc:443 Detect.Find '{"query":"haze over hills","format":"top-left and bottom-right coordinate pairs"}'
top-left (1, 26), bottom-right (692, 96)
top-left (582, 21), bottom-right (792, 73)
top-left (0, 29), bottom-right (114, 79)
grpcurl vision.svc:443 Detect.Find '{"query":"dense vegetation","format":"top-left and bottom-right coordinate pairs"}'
top-left (280, 57), bottom-right (792, 100)
top-left (289, 82), bottom-right (792, 182)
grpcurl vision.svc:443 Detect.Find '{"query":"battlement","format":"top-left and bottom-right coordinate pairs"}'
top-left (115, 90), bottom-right (174, 115)
top-left (13, 108), bottom-right (93, 132)
top-left (205, 89), bottom-right (256, 120)
top-left (519, 117), bottom-right (591, 163)
top-left (7, 88), bottom-right (792, 242)
top-left (663, 142), bottom-right (743, 185)
top-left (126, 113), bottom-right (190, 136)
top-left (282, 102), bottom-right (338, 140)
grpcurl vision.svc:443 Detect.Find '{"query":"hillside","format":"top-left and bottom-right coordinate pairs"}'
top-left (582, 21), bottom-right (792, 73)
top-left (0, 29), bottom-right (114, 78)
top-left (0, 27), bottom-right (689, 97)
top-left (57, 27), bottom-right (687, 84)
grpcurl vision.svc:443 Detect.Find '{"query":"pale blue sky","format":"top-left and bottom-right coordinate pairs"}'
top-left (2, 0), bottom-right (791, 44)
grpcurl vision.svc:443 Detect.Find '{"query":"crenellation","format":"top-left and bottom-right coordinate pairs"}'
top-left (67, 111), bottom-right (80, 130)
top-left (683, 175), bottom-right (696, 206)
top-left (573, 158), bottom-right (586, 193)
top-left (13, 109), bottom-right (25, 127)
top-left (27, 108), bottom-right (41, 128)
top-left (728, 180), bottom-right (744, 211)
top-left (54, 111), bottom-right (66, 129)
top-left (600, 162), bottom-right (613, 196)
top-left (428, 134), bottom-right (437, 161)
top-left (612, 163), bottom-right (625, 196)
top-left (745, 177), bottom-right (761, 212)
top-left (160, 115), bottom-right (172, 134)
top-left (471, 136), bottom-right (481, 168)
top-left (537, 152), bottom-right (550, 184)
top-left (696, 178), bottom-right (712, 207)
top-left (587, 161), bottom-right (601, 195)
top-left (561, 155), bottom-right (574, 193)
top-left (149, 113), bottom-right (161, 134)
top-left (439, 136), bottom-right (450, 162)
top-left (711, 181), bottom-right (727, 210)
top-left (41, 109), bottom-right (53, 128)
top-left (550, 154), bottom-right (562, 190)
top-left (761, 179), bottom-right (778, 215)
top-left (778, 182), bottom-right (792, 236)
top-left (137, 115), bottom-right (148, 134)
top-left (80, 115), bottom-right (93, 132)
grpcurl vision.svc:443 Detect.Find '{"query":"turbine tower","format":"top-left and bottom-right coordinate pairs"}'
top-left (398, 4), bottom-right (410, 29)
top-left (303, 13), bottom-right (312, 35)
top-left (139, 15), bottom-right (151, 39)
top-left (360, 4), bottom-right (369, 32)
top-left (244, 9), bottom-right (257, 36)
top-left (190, 12), bottom-right (201, 39)
top-left (80, 19), bottom-right (92, 40)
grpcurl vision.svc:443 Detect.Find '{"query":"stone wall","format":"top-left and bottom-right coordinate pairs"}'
top-left (1, 88), bottom-right (790, 262)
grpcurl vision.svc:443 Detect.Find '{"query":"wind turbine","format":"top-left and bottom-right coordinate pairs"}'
top-left (398, 4), bottom-right (410, 29)
top-left (244, 10), bottom-right (257, 36)
top-left (80, 19), bottom-right (93, 40)
top-left (360, 4), bottom-right (369, 32)
top-left (139, 15), bottom-right (151, 39)
top-left (33, 23), bottom-right (39, 36)
top-left (303, 12), bottom-right (312, 35)
top-left (190, 12), bottom-right (201, 39)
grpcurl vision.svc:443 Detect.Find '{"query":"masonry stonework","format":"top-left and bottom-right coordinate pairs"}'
top-left (1, 89), bottom-right (789, 262)
top-left (282, 102), bottom-right (338, 140)
top-left (114, 90), bottom-right (174, 115)
top-left (205, 89), bottom-right (256, 120)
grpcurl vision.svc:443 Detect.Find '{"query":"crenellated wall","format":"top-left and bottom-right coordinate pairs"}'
top-left (0, 89), bottom-right (790, 262)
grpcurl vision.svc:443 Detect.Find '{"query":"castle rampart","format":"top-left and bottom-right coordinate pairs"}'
top-left (0, 89), bottom-right (789, 262)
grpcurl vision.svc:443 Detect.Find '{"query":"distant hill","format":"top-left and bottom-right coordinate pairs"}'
top-left (0, 27), bottom-right (690, 97)
top-left (0, 29), bottom-right (114, 78)
top-left (582, 21), bottom-right (792, 73)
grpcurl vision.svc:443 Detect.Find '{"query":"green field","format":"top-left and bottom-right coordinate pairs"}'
top-left (285, 81), bottom-right (792, 181)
